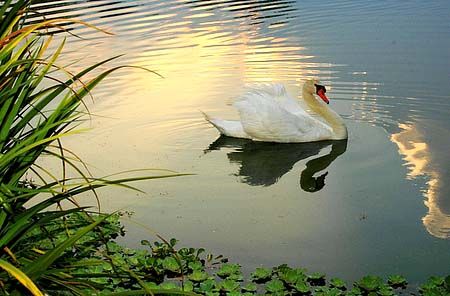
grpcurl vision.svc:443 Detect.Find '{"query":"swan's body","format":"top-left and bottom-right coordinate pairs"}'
top-left (203, 79), bottom-right (347, 143)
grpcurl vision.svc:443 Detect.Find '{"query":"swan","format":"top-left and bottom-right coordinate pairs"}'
top-left (203, 79), bottom-right (348, 143)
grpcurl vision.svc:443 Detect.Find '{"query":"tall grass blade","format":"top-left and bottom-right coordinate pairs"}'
top-left (0, 259), bottom-right (44, 296)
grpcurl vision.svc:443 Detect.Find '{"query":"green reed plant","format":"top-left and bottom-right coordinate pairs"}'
top-left (0, 1), bottom-right (185, 294)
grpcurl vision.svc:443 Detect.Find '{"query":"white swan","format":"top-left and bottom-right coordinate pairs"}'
top-left (203, 79), bottom-right (348, 143)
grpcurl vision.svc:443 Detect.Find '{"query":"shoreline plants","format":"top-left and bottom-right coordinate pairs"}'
top-left (0, 1), bottom-right (449, 295)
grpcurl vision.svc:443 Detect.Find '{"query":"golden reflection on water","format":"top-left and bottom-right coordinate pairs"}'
top-left (391, 123), bottom-right (450, 239)
top-left (39, 0), bottom-right (450, 243)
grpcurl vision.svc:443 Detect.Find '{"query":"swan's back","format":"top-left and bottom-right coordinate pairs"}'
top-left (233, 83), bottom-right (333, 142)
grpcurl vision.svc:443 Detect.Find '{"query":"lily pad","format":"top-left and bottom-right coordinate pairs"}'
top-left (251, 267), bottom-right (272, 282)
top-left (356, 275), bottom-right (383, 292)
top-left (315, 287), bottom-right (344, 296)
top-left (293, 281), bottom-right (310, 293)
top-left (279, 269), bottom-right (305, 285)
top-left (199, 279), bottom-right (217, 293)
top-left (188, 260), bottom-right (203, 271)
top-left (228, 273), bottom-right (244, 281)
top-left (330, 278), bottom-right (346, 290)
top-left (161, 256), bottom-right (180, 273)
top-left (159, 281), bottom-right (179, 290)
top-left (217, 263), bottom-right (241, 278)
top-left (445, 275), bottom-right (450, 291)
top-left (182, 281), bottom-right (194, 292)
top-left (307, 272), bottom-right (326, 286)
top-left (242, 282), bottom-right (257, 292)
top-left (428, 276), bottom-right (445, 286)
top-left (347, 286), bottom-right (363, 296)
top-left (218, 279), bottom-right (240, 292)
top-left (265, 279), bottom-right (285, 293)
top-left (387, 274), bottom-right (407, 288)
top-left (378, 284), bottom-right (395, 296)
top-left (188, 270), bottom-right (209, 282)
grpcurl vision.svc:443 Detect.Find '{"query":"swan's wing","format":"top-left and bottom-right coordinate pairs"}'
top-left (242, 83), bottom-right (310, 116)
top-left (234, 85), bottom-right (332, 142)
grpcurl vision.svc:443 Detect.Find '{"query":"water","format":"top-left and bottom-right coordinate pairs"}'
top-left (31, 0), bottom-right (450, 284)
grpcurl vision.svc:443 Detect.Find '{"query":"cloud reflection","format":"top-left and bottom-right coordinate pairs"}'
top-left (205, 136), bottom-right (347, 192)
top-left (391, 123), bottom-right (450, 239)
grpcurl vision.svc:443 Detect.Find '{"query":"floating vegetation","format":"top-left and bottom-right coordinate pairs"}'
top-left (14, 212), bottom-right (449, 295)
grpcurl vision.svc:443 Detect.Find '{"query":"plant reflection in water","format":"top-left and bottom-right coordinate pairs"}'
top-left (205, 136), bottom-right (347, 192)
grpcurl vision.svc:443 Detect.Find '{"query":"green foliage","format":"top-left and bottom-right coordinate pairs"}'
top-left (162, 256), bottom-right (181, 273)
top-left (387, 274), bottom-right (407, 288)
top-left (216, 263), bottom-right (241, 279)
top-left (218, 279), bottom-right (240, 292)
top-left (265, 278), bottom-right (285, 293)
top-left (294, 280), bottom-right (310, 293)
top-left (251, 267), bottom-right (272, 282)
top-left (356, 275), bottom-right (384, 292)
top-left (279, 268), bottom-right (306, 285)
top-left (419, 276), bottom-right (450, 295)
top-left (189, 270), bottom-right (209, 282)
top-left (241, 282), bottom-right (257, 292)
top-left (330, 277), bottom-right (346, 290)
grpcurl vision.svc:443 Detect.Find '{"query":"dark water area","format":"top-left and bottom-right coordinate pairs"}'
top-left (31, 0), bottom-right (450, 284)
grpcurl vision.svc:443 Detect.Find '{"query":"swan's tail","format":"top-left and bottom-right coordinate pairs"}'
top-left (200, 110), bottom-right (212, 122)
top-left (200, 110), bottom-right (225, 134)
top-left (200, 111), bottom-right (250, 139)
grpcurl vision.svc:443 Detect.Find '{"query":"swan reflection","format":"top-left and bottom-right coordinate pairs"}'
top-left (205, 136), bottom-right (347, 192)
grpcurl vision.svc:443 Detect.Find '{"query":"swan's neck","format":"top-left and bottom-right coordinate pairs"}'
top-left (302, 88), bottom-right (348, 139)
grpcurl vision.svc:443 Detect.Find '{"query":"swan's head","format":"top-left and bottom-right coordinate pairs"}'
top-left (303, 79), bottom-right (329, 104)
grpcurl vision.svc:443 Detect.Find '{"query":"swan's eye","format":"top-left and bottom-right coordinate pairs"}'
top-left (314, 84), bottom-right (327, 94)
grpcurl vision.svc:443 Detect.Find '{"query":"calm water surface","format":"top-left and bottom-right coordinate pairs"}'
top-left (33, 0), bottom-right (450, 283)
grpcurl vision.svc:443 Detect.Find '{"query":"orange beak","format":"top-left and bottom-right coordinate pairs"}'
top-left (317, 89), bottom-right (329, 104)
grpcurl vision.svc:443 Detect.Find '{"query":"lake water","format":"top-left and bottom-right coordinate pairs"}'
top-left (32, 0), bottom-right (450, 285)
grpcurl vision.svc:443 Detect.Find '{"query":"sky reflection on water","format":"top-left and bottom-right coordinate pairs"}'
top-left (31, 0), bottom-right (450, 282)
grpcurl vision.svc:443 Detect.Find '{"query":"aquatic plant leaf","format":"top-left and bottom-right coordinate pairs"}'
top-left (428, 276), bottom-right (445, 286)
top-left (216, 263), bottom-right (241, 278)
top-left (378, 284), bottom-right (395, 296)
top-left (188, 270), bottom-right (209, 282)
top-left (162, 256), bottom-right (181, 273)
top-left (227, 273), bottom-right (244, 281)
top-left (307, 272), bottom-right (326, 286)
top-left (294, 281), bottom-right (310, 293)
top-left (445, 275), bottom-right (450, 291)
top-left (346, 287), bottom-right (363, 296)
top-left (308, 272), bottom-right (326, 280)
top-left (218, 279), bottom-right (240, 292)
top-left (265, 279), bottom-right (285, 293)
top-left (250, 267), bottom-right (272, 282)
top-left (159, 282), bottom-right (179, 290)
top-left (356, 275), bottom-right (383, 292)
top-left (387, 274), bottom-right (407, 288)
top-left (183, 281), bottom-right (194, 292)
top-left (315, 287), bottom-right (344, 296)
top-left (330, 277), bottom-right (346, 290)
top-left (242, 283), bottom-right (257, 292)
top-left (199, 279), bottom-right (216, 293)
top-left (188, 261), bottom-right (203, 271)
top-left (280, 268), bottom-right (305, 285)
